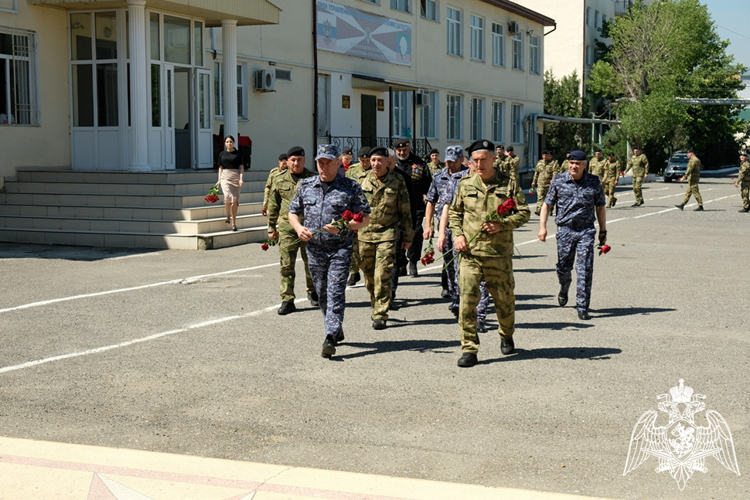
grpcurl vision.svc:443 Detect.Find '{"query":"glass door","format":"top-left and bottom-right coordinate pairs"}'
top-left (163, 63), bottom-right (175, 169)
top-left (194, 68), bottom-right (212, 169)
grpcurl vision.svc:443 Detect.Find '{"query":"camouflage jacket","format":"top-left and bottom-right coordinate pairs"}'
top-left (505, 155), bottom-right (520, 178)
top-left (625, 154), bottom-right (649, 176)
top-left (493, 155), bottom-right (508, 172)
top-left (589, 157), bottom-right (607, 178)
top-left (267, 168), bottom-right (316, 233)
top-left (738, 160), bottom-right (750, 185)
top-left (532, 160), bottom-right (559, 187)
top-left (263, 166), bottom-right (284, 209)
top-left (428, 161), bottom-right (445, 175)
top-left (557, 160), bottom-right (569, 176)
top-left (346, 164), bottom-right (370, 184)
top-left (357, 170), bottom-right (414, 244)
top-left (602, 160), bottom-right (620, 184)
top-left (684, 156), bottom-right (701, 184)
top-left (449, 171), bottom-right (530, 258)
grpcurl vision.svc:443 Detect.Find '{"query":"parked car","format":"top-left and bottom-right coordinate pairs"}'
top-left (663, 152), bottom-right (693, 182)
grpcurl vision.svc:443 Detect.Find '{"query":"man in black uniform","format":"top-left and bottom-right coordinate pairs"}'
top-left (393, 139), bottom-right (431, 277)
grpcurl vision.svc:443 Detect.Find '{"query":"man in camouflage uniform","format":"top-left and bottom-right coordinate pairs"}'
top-left (394, 139), bottom-right (431, 277)
top-left (624, 146), bottom-right (649, 207)
top-left (538, 150), bottom-right (607, 321)
top-left (531, 150), bottom-right (559, 215)
top-left (557, 153), bottom-right (570, 176)
top-left (266, 146), bottom-right (317, 315)
top-left (427, 148), bottom-right (445, 175)
top-left (675, 149), bottom-right (704, 211)
top-left (423, 146), bottom-right (469, 300)
top-left (602, 152), bottom-right (620, 208)
top-left (493, 145), bottom-right (507, 172)
top-left (288, 145), bottom-right (371, 358)
top-left (358, 147), bottom-right (414, 330)
top-left (262, 153), bottom-right (287, 215)
top-left (588, 149), bottom-right (607, 180)
top-left (449, 140), bottom-right (531, 368)
top-left (736, 152), bottom-right (750, 212)
top-left (345, 146), bottom-right (372, 286)
top-left (505, 146), bottom-right (520, 185)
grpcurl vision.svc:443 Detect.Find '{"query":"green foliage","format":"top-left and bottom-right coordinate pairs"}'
top-left (589, 0), bottom-right (747, 165)
top-left (543, 70), bottom-right (591, 161)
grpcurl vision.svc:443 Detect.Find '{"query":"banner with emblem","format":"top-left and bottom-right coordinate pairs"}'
top-left (316, 0), bottom-right (412, 66)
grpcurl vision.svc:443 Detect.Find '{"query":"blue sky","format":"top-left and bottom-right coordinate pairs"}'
top-left (701, 0), bottom-right (750, 71)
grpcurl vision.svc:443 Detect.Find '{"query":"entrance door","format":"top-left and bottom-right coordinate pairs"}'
top-left (163, 64), bottom-right (175, 169)
top-left (194, 68), bottom-right (213, 169)
top-left (173, 67), bottom-right (191, 169)
top-left (361, 95), bottom-right (377, 147)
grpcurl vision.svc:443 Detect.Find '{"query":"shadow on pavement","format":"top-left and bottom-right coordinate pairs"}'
top-left (516, 321), bottom-right (596, 330)
top-left (479, 346), bottom-right (622, 365)
top-left (592, 307), bottom-right (676, 317)
top-left (0, 243), bottom-right (160, 262)
top-left (334, 339), bottom-right (459, 360)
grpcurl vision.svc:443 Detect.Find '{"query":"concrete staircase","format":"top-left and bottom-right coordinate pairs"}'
top-left (0, 168), bottom-right (269, 250)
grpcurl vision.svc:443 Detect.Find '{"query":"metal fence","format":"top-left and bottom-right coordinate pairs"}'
top-left (327, 137), bottom-right (434, 159)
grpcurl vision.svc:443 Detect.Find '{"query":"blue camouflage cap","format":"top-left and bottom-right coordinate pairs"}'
top-left (315, 144), bottom-right (340, 161)
top-left (444, 145), bottom-right (464, 162)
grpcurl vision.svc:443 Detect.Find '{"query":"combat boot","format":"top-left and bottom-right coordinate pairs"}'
top-left (694, 206), bottom-right (704, 211)
top-left (457, 352), bottom-right (478, 368)
top-left (739, 207), bottom-right (749, 213)
top-left (500, 336), bottom-right (515, 355)
top-left (372, 319), bottom-right (387, 330)
top-left (308, 292), bottom-right (319, 307)
top-left (347, 272), bottom-right (360, 286)
top-left (278, 300), bottom-right (296, 315)
top-left (675, 204), bottom-right (684, 210)
top-left (321, 336), bottom-right (336, 358)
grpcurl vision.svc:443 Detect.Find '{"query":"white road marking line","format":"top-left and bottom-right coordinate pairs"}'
top-left (108, 253), bottom-right (162, 261)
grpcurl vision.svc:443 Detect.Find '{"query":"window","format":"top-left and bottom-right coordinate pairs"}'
top-left (511, 32), bottom-right (523, 70)
top-left (361, 0), bottom-right (378, 3)
top-left (0, 28), bottom-right (38, 125)
top-left (391, 0), bottom-right (410, 13)
top-left (491, 23), bottom-right (505, 66)
top-left (420, 89), bottom-right (438, 139)
top-left (392, 91), bottom-right (413, 137)
top-left (470, 15), bottom-right (484, 61)
top-left (420, 0), bottom-right (437, 21)
top-left (529, 35), bottom-right (540, 74)
top-left (446, 94), bottom-right (462, 141)
top-left (492, 101), bottom-right (505, 144)
top-left (317, 74), bottom-right (330, 137)
top-left (586, 7), bottom-right (591, 27)
top-left (511, 104), bottom-right (523, 144)
top-left (275, 68), bottom-right (292, 81)
top-left (447, 7), bottom-right (462, 57)
top-left (595, 11), bottom-right (601, 29)
top-left (586, 45), bottom-right (593, 66)
top-left (0, 0), bottom-right (17, 13)
top-left (470, 98), bottom-right (484, 141)
top-left (214, 61), bottom-right (247, 120)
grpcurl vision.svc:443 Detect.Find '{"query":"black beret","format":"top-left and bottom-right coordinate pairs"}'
top-left (287, 146), bottom-right (305, 157)
top-left (541, 150), bottom-right (551, 155)
top-left (467, 139), bottom-right (495, 154)
top-left (594, 148), bottom-right (602, 153)
top-left (369, 146), bottom-right (389, 157)
top-left (342, 146), bottom-right (353, 155)
top-left (278, 153), bottom-right (288, 161)
top-left (632, 145), bottom-right (642, 150)
top-left (430, 148), bottom-right (439, 155)
top-left (393, 139), bottom-right (410, 148)
top-left (506, 146), bottom-right (514, 152)
top-left (569, 150), bottom-right (587, 161)
top-left (357, 146), bottom-right (371, 158)
top-left (687, 148), bottom-right (694, 153)
top-left (741, 152), bottom-right (748, 157)
top-left (495, 144), bottom-right (505, 150)
top-left (607, 152), bottom-right (615, 157)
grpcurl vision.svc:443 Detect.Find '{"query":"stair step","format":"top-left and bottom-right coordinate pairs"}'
top-left (4, 180), bottom-right (266, 196)
top-left (0, 201), bottom-right (264, 220)
top-left (1, 191), bottom-right (264, 208)
top-left (14, 169), bottom-right (270, 184)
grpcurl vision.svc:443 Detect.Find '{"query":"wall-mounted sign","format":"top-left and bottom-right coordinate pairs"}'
top-left (377, 99), bottom-right (385, 112)
top-left (342, 95), bottom-right (350, 109)
top-left (316, 0), bottom-right (412, 67)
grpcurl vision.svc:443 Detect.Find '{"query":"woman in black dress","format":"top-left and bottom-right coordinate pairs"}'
top-left (216, 135), bottom-right (246, 231)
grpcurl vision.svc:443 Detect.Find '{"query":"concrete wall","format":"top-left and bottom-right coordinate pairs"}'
top-left (0, 2), bottom-right (71, 189)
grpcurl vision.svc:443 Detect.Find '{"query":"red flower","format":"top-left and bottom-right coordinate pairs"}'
top-left (261, 243), bottom-right (270, 251)
top-left (342, 210), bottom-right (355, 221)
top-left (601, 245), bottom-right (611, 254)
top-left (353, 212), bottom-right (364, 223)
top-left (497, 198), bottom-right (517, 216)
top-left (262, 209), bottom-right (267, 216)
top-left (205, 194), bottom-right (220, 204)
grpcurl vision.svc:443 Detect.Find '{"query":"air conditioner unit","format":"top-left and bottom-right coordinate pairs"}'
top-left (254, 69), bottom-right (276, 92)
top-left (508, 21), bottom-right (521, 35)
top-left (415, 91), bottom-right (431, 107)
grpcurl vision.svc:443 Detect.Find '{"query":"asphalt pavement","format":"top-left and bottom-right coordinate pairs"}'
top-left (0, 176), bottom-right (748, 499)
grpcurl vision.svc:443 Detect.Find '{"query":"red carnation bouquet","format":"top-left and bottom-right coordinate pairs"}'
top-left (205, 185), bottom-right (220, 204)
top-left (261, 238), bottom-right (277, 251)
top-left (420, 239), bottom-right (436, 266)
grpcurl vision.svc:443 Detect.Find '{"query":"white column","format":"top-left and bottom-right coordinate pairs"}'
top-left (222, 19), bottom-right (238, 141)
top-left (128, 0), bottom-right (150, 171)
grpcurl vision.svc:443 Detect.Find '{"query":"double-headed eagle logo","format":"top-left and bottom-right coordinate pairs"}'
top-left (623, 379), bottom-right (740, 490)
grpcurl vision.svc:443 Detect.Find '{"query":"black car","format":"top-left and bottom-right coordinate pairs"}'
top-left (663, 152), bottom-right (691, 182)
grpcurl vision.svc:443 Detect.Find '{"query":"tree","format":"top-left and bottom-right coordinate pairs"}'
top-left (589, 0), bottom-right (746, 167)
top-left (543, 70), bottom-right (591, 162)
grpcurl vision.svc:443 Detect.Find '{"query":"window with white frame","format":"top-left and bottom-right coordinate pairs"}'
top-left (470, 15), bottom-right (484, 61)
top-left (470, 98), bottom-right (484, 141)
top-left (420, 89), bottom-right (438, 139)
top-left (511, 32), bottom-right (523, 70)
top-left (420, 0), bottom-right (437, 21)
top-left (586, 7), bottom-right (591, 27)
top-left (317, 74), bottom-right (330, 137)
top-left (529, 35), bottom-right (540, 74)
top-left (361, 0), bottom-right (378, 4)
top-left (447, 94), bottom-right (462, 141)
top-left (586, 45), bottom-right (593, 66)
top-left (595, 11), bottom-right (601, 29)
top-left (0, 28), bottom-right (38, 125)
top-left (214, 61), bottom-right (247, 120)
top-left (491, 101), bottom-right (505, 144)
top-left (391, 0), bottom-right (410, 13)
top-left (392, 90), bottom-right (412, 138)
top-left (511, 104), bottom-right (523, 144)
top-left (0, 1), bottom-right (17, 13)
top-left (491, 22), bottom-right (505, 66)
top-left (447, 7), bottom-right (462, 57)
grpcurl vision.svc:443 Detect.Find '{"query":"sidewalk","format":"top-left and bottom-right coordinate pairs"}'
top-left (0, 437), bottom-right (615, 500)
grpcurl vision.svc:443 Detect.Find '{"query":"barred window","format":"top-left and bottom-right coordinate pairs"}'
top-left (0, 28), bottom-right (38, 125)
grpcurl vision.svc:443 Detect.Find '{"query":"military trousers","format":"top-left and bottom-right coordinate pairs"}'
top-left (535, 184), bottom-right (551, 215)
top-left (278, 226), bottom-right (315, 302)
top-left (632, 175), bottom-right (644, 204)
top-left (556, 226), bottom-right (596, 312)
top-left (406, 210), bottom-right (425, 265)
top-left (741, 182), bottom-right (750, 209)
top-left (359, 240), bottom-right (397, 320)
top-left (458, 254), bottom-right (515, 354)
top-left (306, 243), bottom-right (352, 339)
top-left (444, 229), bottom-right (489, 321)
top-left (682, 184), bottom-right (703, 206)
top-left (603, 182), bottom-right (617, 206)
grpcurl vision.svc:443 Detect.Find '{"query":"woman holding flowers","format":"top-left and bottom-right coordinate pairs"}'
top-left (217, 135), bottom-right (247, 231)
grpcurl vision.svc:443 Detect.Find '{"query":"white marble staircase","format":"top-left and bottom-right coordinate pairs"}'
top-left (0, 168), bottom-right (269, 250)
